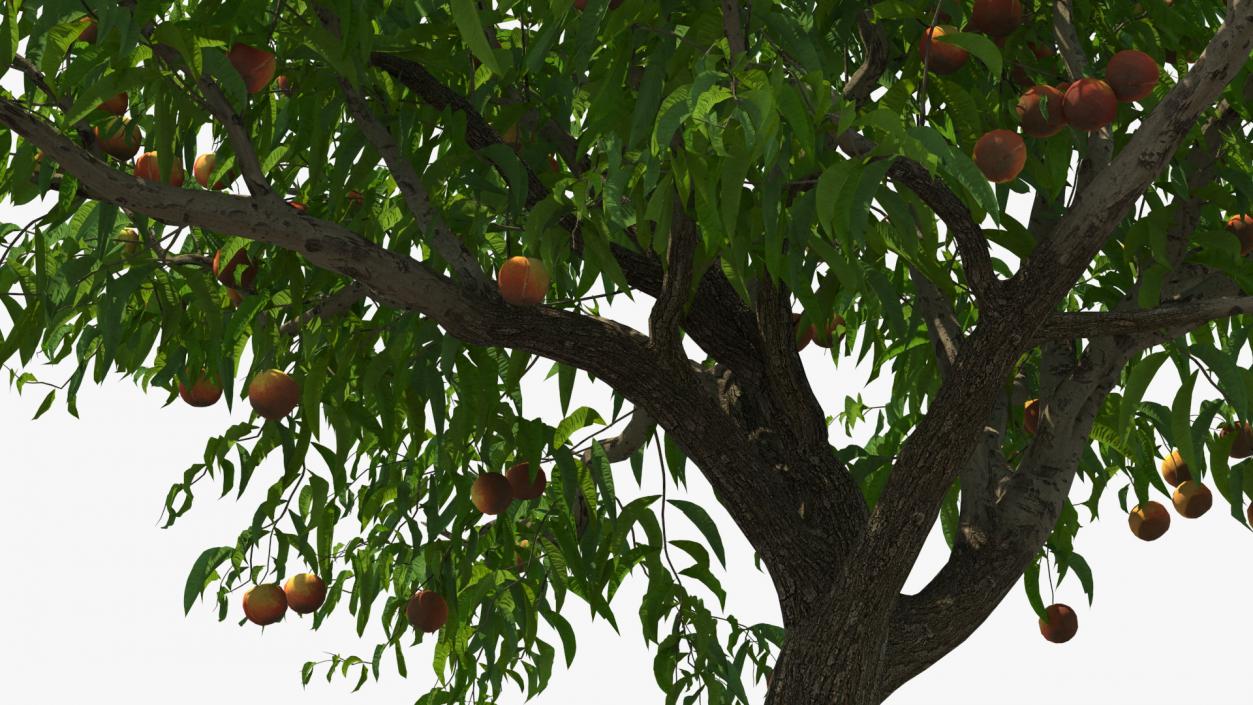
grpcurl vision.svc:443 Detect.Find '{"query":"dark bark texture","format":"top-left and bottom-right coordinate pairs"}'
top-left (3, 1), bottom-right (1253, 702)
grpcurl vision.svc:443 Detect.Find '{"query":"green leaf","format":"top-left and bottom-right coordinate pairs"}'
top-left (1171, 371), bottom-right (1200, 478)
top-left (939, 32), bottom-right (1003, 77)
top-left (449, 0), bottom-right (502, 75)
top-left (1119, 351), bottom-right (1168, 440)
top-left (183, 546), bottom-right (233, 614)
top-left (667, 499), bottom-right (726, 567)
top-left (553, 406), bottom-right (605, 449)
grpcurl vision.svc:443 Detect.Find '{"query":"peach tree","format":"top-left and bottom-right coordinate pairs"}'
top-left (2, 0), bottom-right (1252, 703)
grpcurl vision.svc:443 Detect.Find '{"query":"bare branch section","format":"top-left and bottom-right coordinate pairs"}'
top-left (843, 10), bottom-right (889, 107)
top-left (579, 409), bottom-right (657, 465)
top-left (279, 282), bottom-right (370, 336)
top-left (719, 0), bottom-right (746, 60)
top-left (339, 81), bottom-right (489, 289)
top-left (12, 55), bottom-right (96, 150)
top-left (648, 202), bottom-right (698, 358)
top-left (908, 265), bottom-right (961, 375)
top-left (1038, 296), bottom-right (1253, 340)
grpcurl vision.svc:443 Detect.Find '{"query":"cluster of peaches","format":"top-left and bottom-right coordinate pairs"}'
top-left (241, 461), bottom-right (548, 631)
top-left (242, 573), bottom-right (452, 636)
top-left (1023, 401), bottom-right (1252, 644)
top-left (1024, 398), bottom-right (1253, 542)
top-left (916, 1), bottom-right (1160, 185)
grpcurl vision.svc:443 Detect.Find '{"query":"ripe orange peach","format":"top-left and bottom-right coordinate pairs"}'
top-left (1172, 481), bottom-right (1212, 519)
top-left (919, 26), bottom-right (969, 75)
top-left (792, 313), bottom-right (816, 351)
top-left (94, 118), bottom-right (142, 161)
top-left (347, 190), bottom-right (365, 207)
top-left (276, 75), bottom-right (292, 95)
top-left (193, 153), bottom-right (234, 190)
top-left (973, 130), bottom-right (1027, 183)
top-left (247, 369), bottom-right (300, 420)
top-left (119, 227), bottom-right (141, 257)
top-left (243, 583), bottom-right (287, 625)
top-left (134, 151), bottom-right (185, 187)
top-left (497, 256), bottom-right (550, 306)
top-left (226, 288), bottom-right (245, 307)
top-left (1016, 85), bottom-right (1068, 138)
top-left (178, 373), bottom-right (222, 407)
top-left (1062, 78), bottom-right (1118, 131)
top-left (1160, 450), bottom-right (1191, 487)
top-left (471, 473), bottom-right (513, 514)
top-left (813, 315), bottom-right (846, 349)
top-left (1105, 50), bottom-right (1159, 103)
top-left (77, 17), bottom-right (97, 43)
top-left (1128, 501), bottom-right (1170, 541)
top-left (228, 43), bottom-right (276, 94)
top-left (506, 462), bottom-right (547, 500)
top-left (212, 248), bottom-right (258, 290)
top-left (1218, 421), bottom-right (1253, 459)
top-left (405, 590), bottom-right (448, 632)
top-left (971, 0), bottom-right (1023, 37)
top-left (288, 200), bottom-right (307, 213)
top-left (283, 573), bottom-right (327, 614)
top-left (1023, 398), bottom-right (1040, 435)
top-left (1039, 603), bottom-right (1077, 643)
top-left (1225, 214), bottom-right (1253, 256)
top-left (97, 93), bottom-right (127, 116)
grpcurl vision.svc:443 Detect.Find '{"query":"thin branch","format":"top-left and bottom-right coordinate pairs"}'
top-left (279, 282), bottom-right (370, 336)
top-left (1053, 0), bottom-right (1112, 185)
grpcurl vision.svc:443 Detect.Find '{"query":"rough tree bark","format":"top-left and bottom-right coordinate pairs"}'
top-left (3, 1), bottom-right (1252, 702)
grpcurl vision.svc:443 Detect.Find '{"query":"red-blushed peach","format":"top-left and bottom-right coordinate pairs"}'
top-left (212, 248), bottom-right (258, 290)
top-left (228, 43), bottom-right (276, 94)
top-left (247, 369), bottom-right (300, 420)
top-left (1039, 603), bottom-right (1077, 643)
top-left (405, 590), bottom-right (448, 632)
top-left (1062, 78), bottom-right (1118, 131)
top-left (178, 373), bottom-right (222, 407)
top-left (497, 256), bottom-right (550, 306)
top-left (243, 584), bottom-right (287, 625)
top-left (919, 26), bottom-right (969, 75)
top-left (1016, 85), bottom-right (1068, 138)
top-left (471, 472), bottom-right (513, 514)
top-left (971, 0), bottom-right (1024, 36)
top-left (973, 130), bottom-right (1027, 183)
top-left (506, 462), bottom-right (547, 500)
top-left (134, 151), bottom-right (185, 187)
top-left (1105, 50), bottom-right (1159, 102)
top-left (283, 573), bottom-right (327, 614)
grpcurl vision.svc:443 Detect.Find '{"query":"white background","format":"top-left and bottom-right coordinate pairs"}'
top-left (3, 72), bottom-right (1251, 705)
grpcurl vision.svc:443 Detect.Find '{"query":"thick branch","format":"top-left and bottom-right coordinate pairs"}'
top-left (842, 10), bottom-right (889, 108)
top-left (1037, 296), bottom-right (1253, 340)
top-left (648, 202), bottom-right (698, 358)
top-left (908, 265), bottom-right (961, 376)
top-left (719, 0), bottom-right (746, 60)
